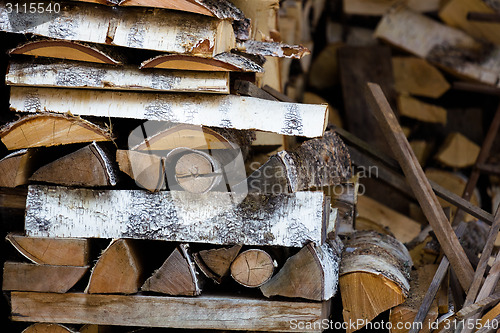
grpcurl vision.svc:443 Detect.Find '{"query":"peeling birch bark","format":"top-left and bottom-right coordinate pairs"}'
top-left (25, 185), bottom-right (328, 247)
top-left (239, 40), bottom-right (311, 59)
top-left (7, 60), bottom-right (230, 94)
top-left (9, 87), bottom-right (327, 137)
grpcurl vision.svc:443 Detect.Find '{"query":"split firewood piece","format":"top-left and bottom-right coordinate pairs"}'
top-left (0, 149), bottom-right (36, 187)
top-left (340, 231), bottom-right (412, 333)
top-left (140, 53), bottom-right (263, 73)
top-left (356, 195), bottom-right (422, 243)
top-left (392, 57), bottom-right (450, 98)
top-left (389, 265), bottom-right (439, 333)
top-left (30, 142), bottom-right (118, 187)
top-left (25, 186), bottom-right (328, 247)
top-left (343, 0), bottom-right (442, 16)
top-left (22, 323), bottom-right (76, 333)
top-left (410, 140), bottom-right (433, 166)
top-left (9, 39), bottom-right (123, 65)
top-left (0, 113), bottom-right (112, 150)
top-left (230, 249), bottom-right (275, 288)
top-left (6, 233), bottom-right (90, 266)
top-left (375, 5), bottom-right (500, 87)
top-left (6, 59), bottom-right (230, 94)
top-left (86, 239), bottom-right (143, 294)
top-left (239, 40), bottom-right (311, 59)
top-left (440, 0), bottom-right (500, 45)
top-left (398, 95), bottom-right (447, 125)
top-left (193, 244), bottom-right (242, 283)
top-left (435, 132), bottom-right (481, 168)
top-left (246, 130), bottom-right (351, 193)
top-left (142, 244), bottom-right (202, 296)
top-left (3, 261), bottom-right (89, 293)
top-left (261, 238), bottom-right (343, 301)
top-left (9, 87), bottom-right (328, 138)
top-left (116, 150), bottom-right (165, 192)
top-left (0, 3), bottom-right (235, 57)
top-left (73, 0), bottom-right (245, 20)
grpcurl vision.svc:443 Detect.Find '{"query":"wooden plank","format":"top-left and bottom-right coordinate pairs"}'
top-left (6, 233), bottom-right (89, 266)
top-left (24, 185), bottom-right (328, 247)
top-left (0, 2), bottom-right (235, 56)
top-left (339, 46), bottom-right (396, 154)
top-left (365, 82), bottom-right (474, 291)
top-left (9, 87), bottom-right (328, 138)
top-left (6, 60), bottom-right (230, 94)
top-left (3, 261), bottom-right (89, 293)
top-left (11, 292), bottom-right (331, 332)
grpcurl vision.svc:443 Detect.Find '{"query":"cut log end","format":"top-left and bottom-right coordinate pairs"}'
top-left (230, 249), bottom-right (275, 288)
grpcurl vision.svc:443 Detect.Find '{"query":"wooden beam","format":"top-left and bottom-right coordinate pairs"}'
top-left (6, 59), bottom-right (231, 94)
top-left (24, 185), bottom-right (328, 248)
top-left (365, 82), bottom-right (474, 291)
top-left (9, 87), bottom-right (328, 138)
top-left (11, 292), bottom-right (332, 332)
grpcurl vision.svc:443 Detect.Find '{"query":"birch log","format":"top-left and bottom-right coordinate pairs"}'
top-left (0, 1), bottom-right (235, 56)
top-left (260, 238), bottom-right (343, 301)
top-left (375, 5), bottom-right (500, 87)
top-left (340, 231), bottom-right (412, 332)
top-left (230, 249), bottom-right (275, 288)
top-left (9, 39), bottom-right (124, 65)
top-left (11, 292), bottom-right (332, 332)
top-left (9, 87), bottom-right (328, 137)
top-left (6, 60), bottom-right (230, 94)
top-left (239, 40), bottom-right (311, 59)
top-left (0, 113), bottom-right (112, 150)
top-left (140, 52), bottom-right (263, 73)
top-left (25, 185), bottom-right (328, 247)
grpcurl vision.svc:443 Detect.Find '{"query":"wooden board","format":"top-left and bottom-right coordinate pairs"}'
top-left (24, 185), bottom-right (328, 247)
top-left (3, 261), bottom-right (89, 293)
top-left (9, 87), bottom-right (328, 138)
top-left (6, 60), bottom-right (230, 94)
top-left (0, 113), bottom-right (112, 150)
top-left (11, 292), bottom-right (332, 332)
top-left (0, 2), bottom-right (235, 56)
top-left (6, 233), bottom-right (90, 266)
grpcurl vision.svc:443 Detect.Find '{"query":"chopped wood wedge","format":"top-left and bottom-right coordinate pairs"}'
top-left (340, 231), bottom-right (412, 332)
top-left (140, 52), bottom-right (263, 72)
top-left (22, 323), bottom-right (76, 333)
top-left (231, 249), bottom-right (275, 288)
top-left (86, 239), bottom-right (143, 294)
top-left (11, 292), bottom-right (332, 331)
top-left (9, 87), bottom-right (328, 137)
top-left (116, 150), bottom-right (166, 192)
top-left (0, 3), bottom-right (235, 56)
top-left (30, 142), bottom-right (118, 187)
top-left (142, 244), bottom-right (202, 296)
top-left (7, 59), bottom-right (230, 94)
top-left (398, 95), bottom-right (447, 125)
top-left (6, 233), bottom-right (90, 266)
top-left (3, 261), bottom-right (89, 293)
top-left (0, 149), bottom-right (36, 187)
top-left (392, 57), bottom-right (450, 98)
top-left (9, 39), bottom-right (123, 65)
top-left (261, 238), bottom-right (343, 301)
top-left (435, 132), bottom-right (481, 168)
top-left (25, 186), bottom-right (328, 247)
top-left (193, 244), bottom-right (242, 283)
top-left (0, 113), bottom-right (112, 150)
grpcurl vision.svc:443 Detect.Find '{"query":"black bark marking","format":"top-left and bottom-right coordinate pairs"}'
top-left (282, 104), bottom-right (303, 135)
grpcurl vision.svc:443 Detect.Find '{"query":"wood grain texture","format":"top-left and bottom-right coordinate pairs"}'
top-left (3, 261), bottom-right (89, 293)
top-left (365, 82), bottom-right (474, 291)
top-left (0, 2), bottom-right (235, 56)
top-left (230, 249), bottom-right (275, 288)
top-left (398, 95), bottom-right (447, 125)
top-left (25, 185), bottom-right (328, 247)
top-left (6, 233), bottom-right (89, 266)
top-left (11, 292), bottom-right (331, 332)
top-left (0, 149), bottom-right (35, 187)
top-left (9, 87), bottom-right (328, 137)
top-left (7, 59), bottom-right (230, 94)
top-left (0, 113), bottom-right (112, 150)
top-left (261, 238), bottom-right (343, 301)
top-left (435, 132), bottom-right (481, 168)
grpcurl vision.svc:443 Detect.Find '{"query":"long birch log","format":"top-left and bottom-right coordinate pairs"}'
top-left (24, 185), bottom-right (329, 247)
top-left (0, 1), bottom-right (235, 56)
top-left (11, 292), bottom-right (332, 332)
top-left (6, 60), bottom-right (230, 94)
top-left (9, 87), bottom-right (327, 137)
